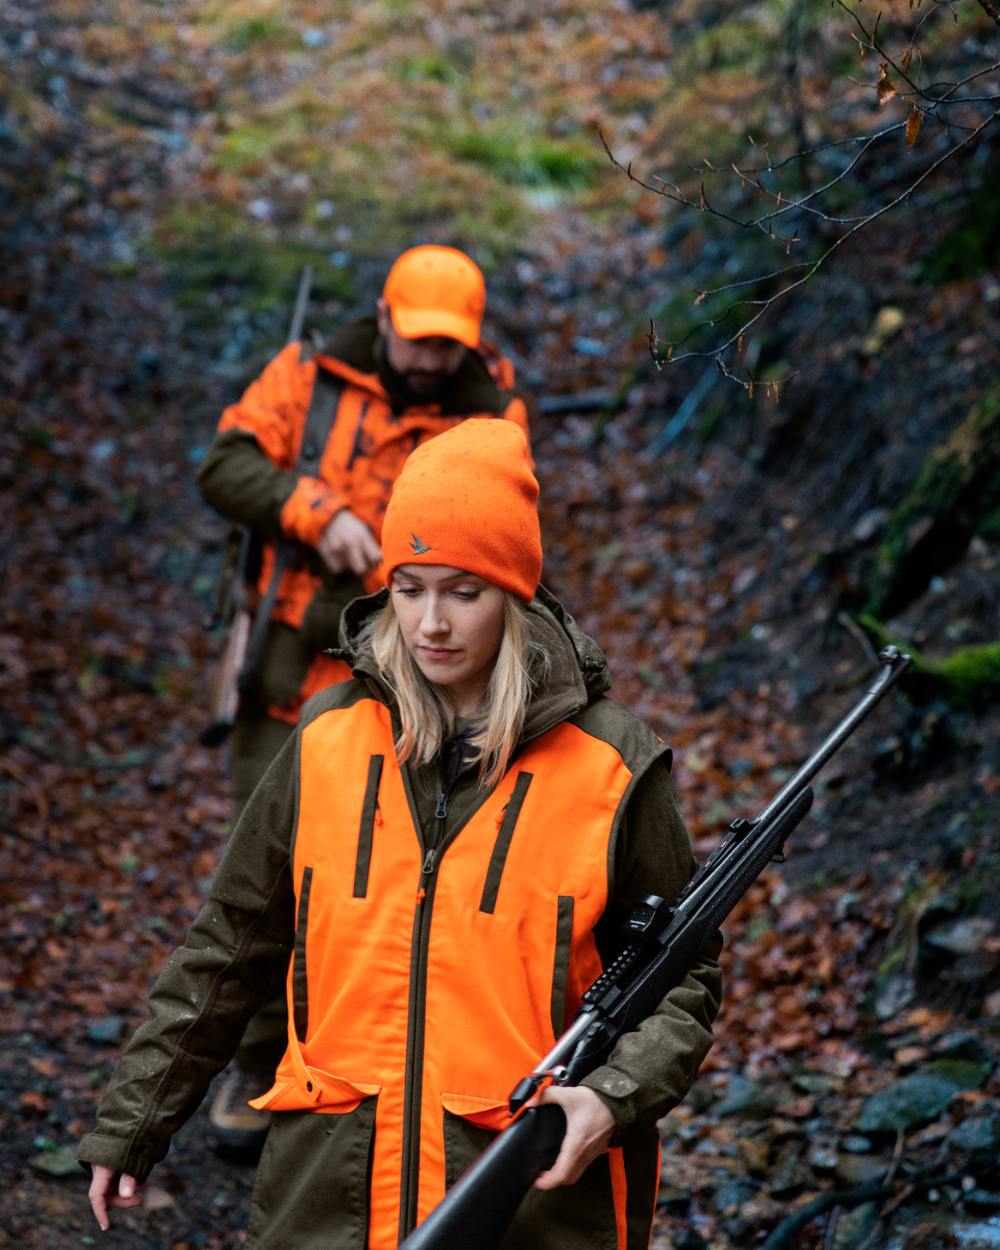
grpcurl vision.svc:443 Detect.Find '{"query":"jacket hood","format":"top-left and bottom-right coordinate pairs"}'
top-left (336, 584), bottom-right (611, 743)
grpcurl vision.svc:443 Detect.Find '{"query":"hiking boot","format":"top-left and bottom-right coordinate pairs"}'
top-left (209, 1065), bottom-right (273, 1161)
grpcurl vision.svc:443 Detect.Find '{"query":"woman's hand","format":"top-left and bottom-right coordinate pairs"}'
top-left (88, 1164), bottom-right (144, 1230)
top-left (532, 1085), bottom-right (616, 1190)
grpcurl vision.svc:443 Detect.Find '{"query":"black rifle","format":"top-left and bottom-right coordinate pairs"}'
top-left (398, 646), bottom-right (912, 1250)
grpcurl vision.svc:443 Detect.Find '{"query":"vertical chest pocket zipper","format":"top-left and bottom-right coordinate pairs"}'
top-left (293, 865), bottom-right (314, 1041)
top-left (550, 894), bottom-right (575, 1039)
top-left (353, 754), bottom-right (384, 899)
top-left (479, 771), bottom-right (534, 914)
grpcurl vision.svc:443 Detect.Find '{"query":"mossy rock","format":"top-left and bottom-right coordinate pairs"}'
top-left (920, 1058), bottom-right (992, 1091)
top-left (856, 1072), bottom-right (956, 1134)
top-left (858, 618), bottom-right (1000, 709)
top-left (864, 383), bottom-right (1000, 618)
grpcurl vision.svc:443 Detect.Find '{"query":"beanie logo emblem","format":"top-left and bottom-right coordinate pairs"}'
top-left (409, 533), bottom-right (434, 555)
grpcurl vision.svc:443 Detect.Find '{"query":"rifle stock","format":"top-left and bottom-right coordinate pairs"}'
top-left (399, 1106), bottom-right (565, 1250)
top-left (200, 607), bottom-right (251, 747)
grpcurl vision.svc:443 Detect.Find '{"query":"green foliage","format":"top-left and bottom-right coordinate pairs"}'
top-left (684, 16), bottom-right (776, 73)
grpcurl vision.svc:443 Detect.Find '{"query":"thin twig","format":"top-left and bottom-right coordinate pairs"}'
top-left (662, 108), bottom-right (1000, 370)
top-left (836, 612), bottom-right (881, 670)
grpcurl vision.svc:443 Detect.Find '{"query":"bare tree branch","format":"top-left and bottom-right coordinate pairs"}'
top-left (601, 0), bottom-right (1000, 389)
top-left (976, 0), bottom-right (1000, 26)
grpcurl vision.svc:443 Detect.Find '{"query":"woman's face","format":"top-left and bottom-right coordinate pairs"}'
top-left (390, 565), bottom-right (506, 716)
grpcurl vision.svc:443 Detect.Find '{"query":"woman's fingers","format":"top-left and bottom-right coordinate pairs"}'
top-left (532, 1086), bottom-right (616, 1190)
top-left (88, 1166), bottom-right (144, 1230)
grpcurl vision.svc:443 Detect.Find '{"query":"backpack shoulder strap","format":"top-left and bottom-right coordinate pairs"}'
top-left (297, 367), bottom-right (345, 473)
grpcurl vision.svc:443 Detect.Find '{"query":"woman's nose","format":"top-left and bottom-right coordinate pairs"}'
top-left (421, 600), bottom-right (448, 635)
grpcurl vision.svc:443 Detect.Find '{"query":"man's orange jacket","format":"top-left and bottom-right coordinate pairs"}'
top-left (197, 316), bottom-right (530, 720)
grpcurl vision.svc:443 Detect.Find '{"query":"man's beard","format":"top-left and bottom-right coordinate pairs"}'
top-left (376, 336), bottom-right (463, 409)
top-left (402, 370), bottom-right (448, 396)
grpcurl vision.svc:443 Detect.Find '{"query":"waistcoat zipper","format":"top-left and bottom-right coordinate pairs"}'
top-left (399, 783), bottom-right (450, 1239)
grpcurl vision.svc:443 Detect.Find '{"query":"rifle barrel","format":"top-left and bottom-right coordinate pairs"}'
top-left (288, 264), bottom-right (313, 344)
top-left (754, 647), bottom-right (910, 828)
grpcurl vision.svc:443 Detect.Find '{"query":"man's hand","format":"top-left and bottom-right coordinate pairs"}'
top-left (317, 508), bottom-right (382, 577)
top-left (532, 1085), bottom-right (616, 1190)
top-left (88, 1164), bottom-right (144, 1230)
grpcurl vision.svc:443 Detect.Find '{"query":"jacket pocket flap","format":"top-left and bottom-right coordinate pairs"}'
top-left (252, 1072), bottom-right (381, 1113)
top-left (441, 1092), bottom-right (512, 1131)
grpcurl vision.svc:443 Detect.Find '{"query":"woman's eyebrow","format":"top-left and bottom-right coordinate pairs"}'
top-left (394, 570), bottom-right (483, 588)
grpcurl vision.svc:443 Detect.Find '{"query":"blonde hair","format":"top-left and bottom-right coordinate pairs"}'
top-left (370, 593), bottom-right (541, 788)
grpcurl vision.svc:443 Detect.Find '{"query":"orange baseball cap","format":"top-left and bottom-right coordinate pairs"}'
top-left (382, 245), bottom-right (486, 349)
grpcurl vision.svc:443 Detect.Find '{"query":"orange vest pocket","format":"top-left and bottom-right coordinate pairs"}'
top-left (440, 1091), bottom-right (513, 1133)
top-left (251, 1070), bottom-right (381, 1114)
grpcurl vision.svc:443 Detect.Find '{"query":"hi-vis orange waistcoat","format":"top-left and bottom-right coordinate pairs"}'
top-left (251, 693), bottom-right (665, 1249)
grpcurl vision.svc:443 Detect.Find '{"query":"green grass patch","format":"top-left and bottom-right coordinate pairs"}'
top-left (149, 207), bottom-right (355, 324)
top-left (444, 123), bottom-right (603, 189)
top-left (223, 14), bottom-right (292, 53)
top-left (397, 53), bottom-right (466, 86)
top-left (216, 122), bottom-right (284, 173)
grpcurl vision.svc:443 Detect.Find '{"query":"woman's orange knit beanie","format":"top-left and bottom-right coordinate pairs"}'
top-left (381, 419), bottom-right (541, 602)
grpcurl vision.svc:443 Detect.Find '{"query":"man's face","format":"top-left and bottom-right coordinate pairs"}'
top-left (377, 300), bottom-right (468, 397)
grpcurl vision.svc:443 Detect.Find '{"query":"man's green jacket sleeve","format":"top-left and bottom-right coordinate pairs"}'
top-left (197, 428), bottom-right (301, 539)
top-left (77, 733), bottom-right (302, 1181)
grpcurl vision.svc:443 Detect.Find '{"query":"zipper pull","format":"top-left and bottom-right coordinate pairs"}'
top-left (416, 848), bottom-right (437, 904)
top-left (434, 789), bottom-right (449, 821)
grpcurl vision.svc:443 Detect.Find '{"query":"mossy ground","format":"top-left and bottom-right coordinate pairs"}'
top-left (864, 384), bottom-right (1000, 619)
top-left (859, 616), bottom-right (1000, 708)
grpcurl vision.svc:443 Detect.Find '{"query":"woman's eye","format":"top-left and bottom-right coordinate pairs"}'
top-left (453, 589), bottom-right (480, 601)
top-left (395, 586), bottom-right (421, 597)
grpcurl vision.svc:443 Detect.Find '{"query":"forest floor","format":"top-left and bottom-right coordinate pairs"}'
top-left (2, 3), bottom-right (999, 1249)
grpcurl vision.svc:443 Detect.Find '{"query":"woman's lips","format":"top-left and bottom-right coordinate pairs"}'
top-left (420, 646), bottom-right (459, 661)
